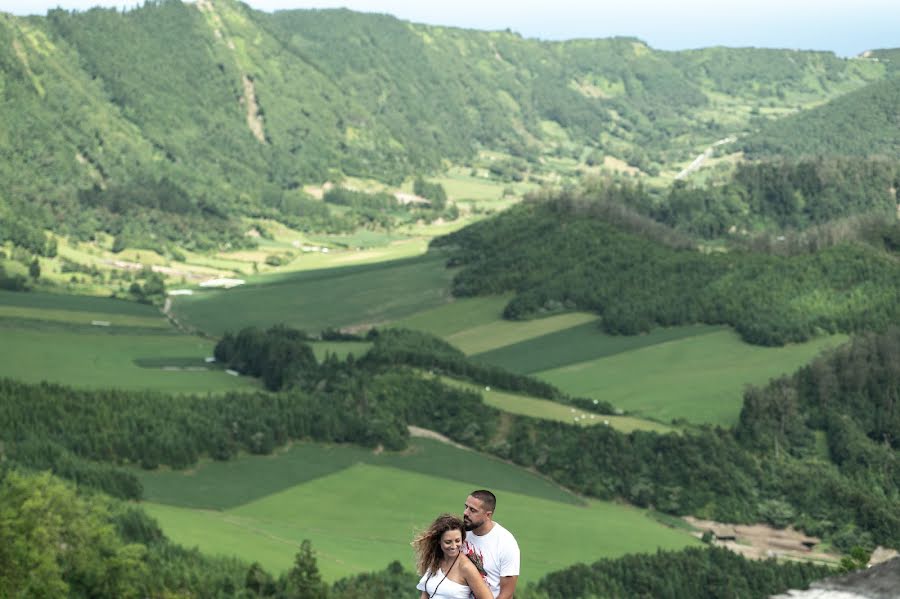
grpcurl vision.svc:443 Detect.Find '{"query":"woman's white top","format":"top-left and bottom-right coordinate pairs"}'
top-left (416, 568), bottom-right (473, 599)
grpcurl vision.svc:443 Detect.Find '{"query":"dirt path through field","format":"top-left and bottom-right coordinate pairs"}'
top-left (408, 425), bottom-right (471, 451)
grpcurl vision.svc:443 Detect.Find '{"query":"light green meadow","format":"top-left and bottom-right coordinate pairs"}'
top-left (137, 439), bottom-right (580, 511)
top-left (393, 295), bottom-right (600, 355)
top-left (171, 253), bottom-right (456, 336)
top-left (0, 289), bottom-right (164, 317)
top-left (391, 295), bottom-right (513, 338)
top-left (0, 290), bottom-right (257, 391)
top-left (0, 304), bottom-right (170, 329)
top-left (0, 323), bottom-right (257, 392)
top-left (429, 173), bottom-right (508, 201)
top-left (283, 238), bottom-right (429, 271)
top-left (446, 312), bottom-right (600, 356)
top-left (537, 330), bottom-right (848, 426)
top-left (472, 322), bottom-right (723, 374)
top-left (435, 375), bottom-right (674, 434)
top-left (142, 460), bottom-right (697, 583)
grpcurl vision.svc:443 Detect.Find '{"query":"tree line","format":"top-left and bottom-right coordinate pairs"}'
top-left (433, 192), bottom-right (900, 345)
top-left (654, 157), bottom-right (899, 238)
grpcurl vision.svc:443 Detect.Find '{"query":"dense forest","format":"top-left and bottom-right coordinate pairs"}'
top-left (652, 157), bottom-right (900, 237)
top-left (741, 75), bottom-right (900, 158)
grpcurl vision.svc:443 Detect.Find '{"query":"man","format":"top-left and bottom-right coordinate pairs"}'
top-left (462, 490), bottom-right (520, 599)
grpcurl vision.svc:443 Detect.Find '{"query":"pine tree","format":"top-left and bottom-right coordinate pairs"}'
top-left (282, 540), bottom-right (329, 599)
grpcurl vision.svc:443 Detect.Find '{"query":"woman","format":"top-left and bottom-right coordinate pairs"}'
top-left (412, 514), bottom-right (493, 599)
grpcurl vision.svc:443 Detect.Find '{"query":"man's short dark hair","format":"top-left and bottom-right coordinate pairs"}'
top-left (471, 489), bottom-right (496, 512)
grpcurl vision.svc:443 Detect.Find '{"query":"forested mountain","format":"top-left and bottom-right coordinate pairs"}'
top-left (742, 75), bottom-right (900, 158)
top-left (0, 0), bottom-right (893, 250)
top-left (651, 157), bottom-right (900, 237)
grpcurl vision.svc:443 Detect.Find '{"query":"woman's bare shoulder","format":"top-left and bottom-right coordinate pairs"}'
top-left (457, 555), bottom-right (479, 576)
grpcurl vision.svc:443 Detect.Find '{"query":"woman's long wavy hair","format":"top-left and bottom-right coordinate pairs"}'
top-left (412, 513), bottom-right (466, 576)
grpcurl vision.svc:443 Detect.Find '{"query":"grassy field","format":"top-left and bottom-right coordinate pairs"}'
top-left (0, 303), bottom-right (170, 329)
top-left (139, 440), bottom-right (698, 582)
top-left (537, 330), bottom-right (848, 426)
top-left (435, 375), bottom-right (675, 434)
top-left (472, 322), bottom-right (721, 373)
top-left (389, 296), bottom-right (847, 427)
top-left (391, 295), bottom-right (514, 339)
top-left (0, 322), bottom-right (257, 392)
top-left (0, 290), bottom-right (256, 392)
top-left (138, 439), bottom-right (579, 509)
top-left (170, 253), bottom-right (456, 336)
top-left (0, 289), bottom-right (168, 318)
top-left (393, 296), bottom-right (600, 355)
top-left (282, 238), bottom-right (429, 271)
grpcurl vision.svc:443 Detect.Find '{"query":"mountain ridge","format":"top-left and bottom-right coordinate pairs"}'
top-left (0, 0), bottom-right (896, 252)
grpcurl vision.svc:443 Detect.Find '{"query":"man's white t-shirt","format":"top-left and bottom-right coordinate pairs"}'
top-left (463, 522), bottom-right (520, 598)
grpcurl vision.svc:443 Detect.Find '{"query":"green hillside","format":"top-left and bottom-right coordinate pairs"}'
top-left (2, 4), bottom-right (899, 595)
top-left (435, 195), bottom-right (900, 346)
top-left (742, 75), bottom-right (900, 158)
top-left (138, 440), bottom-right (699, 582)
top-left (535, 329), bottom-right (846, 426)
top-left (0, 0), bottom-right (891, 258)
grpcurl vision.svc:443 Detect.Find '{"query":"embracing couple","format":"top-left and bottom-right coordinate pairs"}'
top-left (413, 490), bottom-right (520, 599)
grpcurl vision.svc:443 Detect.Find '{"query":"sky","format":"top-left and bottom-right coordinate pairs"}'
top-left (5, 0), bottom-right (898, 57)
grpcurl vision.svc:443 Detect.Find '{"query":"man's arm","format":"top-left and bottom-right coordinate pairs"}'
top-left (497, 575), bottom-right (518, 599)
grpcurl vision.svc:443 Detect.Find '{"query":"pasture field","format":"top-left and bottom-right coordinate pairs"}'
top-left (0, 290), bottom-right (256, 392)
top-left (140, 441), bottom-right (698, 582)
top-left (137, 439), bottom-right (579, 509)
top-left (284, 239), bottom-right (429, 272)
top-left (0, 289), bottom-right (166, 319)
top-left (0, 303), bottom-right (170, 329)
top-left (428, 172), bottom-right (508, 201)
top-left (393, 296), bottom-right (599, 355)
top-left (170, 253), bottom-right (456, 336)
top-left (0, 322), bottom-right (257, 392)
top-left (306, 230), bottom-right (409, 251)
top-left (391, 295), bottom-right (513, 339)
top-left (471, 321), bottom-right (716, 372)
top-left (447, 312), bottom-right (600, 356)
top-left (433, 375), bottom-right (674, 434)
top-left (537, 330), bottom-right (848, 426)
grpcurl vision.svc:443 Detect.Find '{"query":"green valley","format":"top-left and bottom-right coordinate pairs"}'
top-left (1, 2), bottom-right (899, 597)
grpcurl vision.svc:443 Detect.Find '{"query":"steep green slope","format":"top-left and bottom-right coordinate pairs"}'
top-left (741, 75), bottom-right (900, 158)
top-left (0, 0), bottom-right (891, 254)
